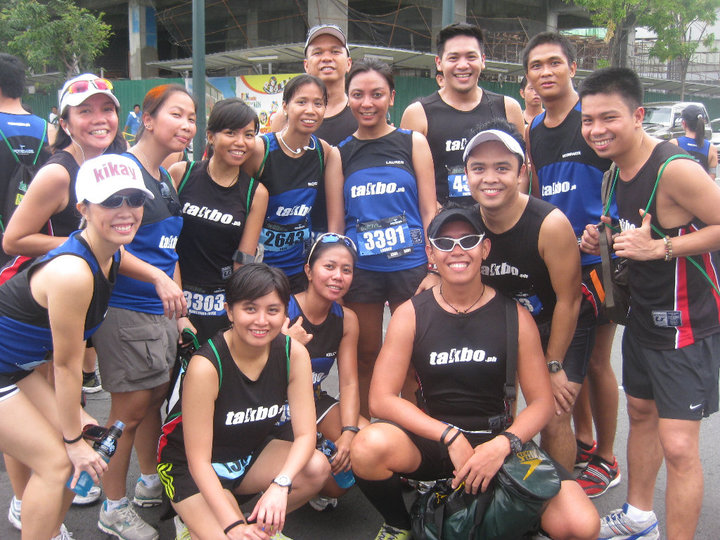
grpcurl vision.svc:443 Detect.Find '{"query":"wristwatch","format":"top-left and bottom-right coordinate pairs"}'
top-left (499, 431), bottom-right (523, 454)
top-left (546, 360), bottom-right (563, 373)
top-left (272, 474), bottom-right (292, 493)
top-left (232, 250), bottom-right (255, 265)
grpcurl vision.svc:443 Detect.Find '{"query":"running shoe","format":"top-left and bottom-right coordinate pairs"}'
top-left (374, 523), bottom-right (412, 540)
top-left (173, 515), bottom-right (191, 540)
top-left (270, 532), bottom-right (293, 540)
top-left (599, 504), bottom-right (660, 540)
top-left (98, 499), bottom-right (159, 540)
top-left (7, 495), bottom-right (21, 530)
top-left (73, 484), bottom-right (102, 505)
top-left (51, 523), bottom-right (74, 540)
top-left (308, 495), bottom-right (338, 511)
top-left (133, 477), bottom-right (162, 507)
top-left (575, 439), bottom-right (597, 469)
top-left (82, 372), bottom-right (103, 394)
top-left (576, 455), bottom-right (622, 498)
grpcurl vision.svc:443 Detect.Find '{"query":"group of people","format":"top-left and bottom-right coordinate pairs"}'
top-left (0, 18), bottom-right (718, 540)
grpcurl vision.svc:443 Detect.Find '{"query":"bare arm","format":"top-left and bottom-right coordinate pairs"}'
top-left (323, 143), bottom-right (345, 234)
top-left (411, 131), bottom-right (440, 294)
top-left (709, 144), bottom-right (718, 180)
top-left (167, 161), bottom-right (188, 191)
top-left (3, 164), bottom-right (72, 256)
top-left (504, 96), bottom-right (525, 135)
top-left (400, 102), bottom-right (428, 136)
top-left (117, 250), bottom-right (187, 318)
top-left (235, 183), bottom-right (269, 269)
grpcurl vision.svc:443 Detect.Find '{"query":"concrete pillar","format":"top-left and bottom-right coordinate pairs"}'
top-left (431, 0), bottom-right (467, 53)
top-left (128, 0), bottom-right (159, 79)
top-left (307, 0), bottom-right (348, 35)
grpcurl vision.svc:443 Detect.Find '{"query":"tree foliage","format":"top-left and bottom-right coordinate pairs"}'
top-left (0, 0), bottom-right (112, 78)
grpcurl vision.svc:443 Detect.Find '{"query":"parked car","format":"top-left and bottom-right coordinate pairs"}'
top-left (710, 118), bottom-right (720, 149)
top-left (643, 101), bottom-right (712, 141)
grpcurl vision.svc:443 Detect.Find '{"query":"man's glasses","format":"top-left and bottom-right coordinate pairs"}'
top-left (62, 78), bottom-right (113, 99)
top-left (99, 192), bottom-right (147, 209)
top-left (158, 181), bottom-right (182, 216)
top-left (429, 234), bottom-right (485, 252)
top-left (308, 232), bottom-right (357, 262)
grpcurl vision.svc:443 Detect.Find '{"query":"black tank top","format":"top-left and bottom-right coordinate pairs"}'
top-left (158, 332), bottom-right (290, 464)
top-left (44, 150), bottom-right (81, 236)
top-left (479, 198), bottom-right (557, 326)
top-left (411, 289), bottom-right (509, 431)
top-left (420, 90), bottom-right (507, 205)
top-left (176, 160), bottom-right (258, 288)
top-left (615, 142), bottom-right (720, 349)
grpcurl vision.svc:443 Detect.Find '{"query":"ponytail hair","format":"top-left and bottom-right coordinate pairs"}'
top-left (681, 105), bottom-right (706, 147)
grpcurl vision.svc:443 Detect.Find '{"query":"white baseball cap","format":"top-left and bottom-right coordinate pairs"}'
top-left (305, 24), bottom-right (349, 54)
top-left (75, 155), bottom-right (154, 204)
top-left (59, 73), bottom-right (120, 116)
top-left (462, 129), bottom-right (525, 163)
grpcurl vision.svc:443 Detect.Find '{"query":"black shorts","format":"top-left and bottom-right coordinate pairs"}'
top-left (580, 261), bottom-right (613, 326)
top-left (271, 390), bottom-right (339, 442)
top-left (344, 264), bottom-right (426, 304)
top-left (622, 330), bottom-right (720, 420)
top-left (538, 322), bottom-right (595, 384)
top-left (0, 369), bottom-right (32, 402)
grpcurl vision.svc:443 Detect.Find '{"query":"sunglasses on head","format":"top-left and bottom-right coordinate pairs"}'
top-left (429, 234), bottom-right (485, 252)
top-left (63, 78), bottom-right (113, 99)
top-left (99, 192), bottom-right (147, 209)
top-left (308, 232), bottom-right (358, 262)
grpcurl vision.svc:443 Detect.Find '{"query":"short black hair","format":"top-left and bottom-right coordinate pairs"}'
top-left (578, 67), bottom-right (643, 112)
top-left (520, 76), bottom-right (529, 91)
top-left (437, 23), bottom-right (485, 58)
top-left (283, 74), bottom-right (328, 106)
top-left (207, 98), bottom-right (259, 134)
top-left (133, 104), bottom-right (140, 109)
top-left (468, 118), bottom-right (526, 170)
top-left (522, 32), bottom-right (576, 72)
top-left (0, 54), bottom-right (26, 99)
top-left (347, 58), bottom-right (395, 92)
top-left (225, 263), bottom-right (291, 312)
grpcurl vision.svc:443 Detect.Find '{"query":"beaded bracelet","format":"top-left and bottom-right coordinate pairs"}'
top-left (341, 425), bottom-right (360, 434)
top-left (224, 520), bottom-right (244, 535)
top-left (63, 433), bottom-right (83, 445)
top-left (663, 236), bottom-right (673, 262)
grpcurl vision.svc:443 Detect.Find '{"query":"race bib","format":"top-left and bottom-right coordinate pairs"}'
top-left (357, 215), bottom-right (413, 258)
top-left (447, 165), bottom-right (471, 198)
top-left (184, 289), bottom-right (226, 317)
top-left (260, 220), bottom-right (310, 252)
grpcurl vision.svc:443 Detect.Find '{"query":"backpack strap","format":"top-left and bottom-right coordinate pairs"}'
top-left (246, 177), bottom-right (256, 213)
top-left (177, 161), bottom-right (196, 194)
top-left (0, 127), bottom-right (20, 164)
top-left (503, 298), bottom-right (519, 405)
top-left (207, 338), bottom-right (224, 390)
top-left (285, 334), bottom-right (291, 384)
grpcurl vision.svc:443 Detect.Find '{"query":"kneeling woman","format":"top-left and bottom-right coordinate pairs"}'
top-left (350, 207), bottom-right (600, 540)
top-left (158, 264), bottom-right (330, 539)
top-left (0, 155), bottom-right (155, 540)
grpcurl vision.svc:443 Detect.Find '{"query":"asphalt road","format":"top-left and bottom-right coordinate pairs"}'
top-left (2, 325), bottom-right (720, 539)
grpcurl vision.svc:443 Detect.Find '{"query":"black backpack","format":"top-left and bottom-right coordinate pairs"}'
top-left (0, 120), bottom-right (47, 232)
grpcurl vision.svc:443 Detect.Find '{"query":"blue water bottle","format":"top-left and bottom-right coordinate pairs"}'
top-left (67, 420), bottom-right (125, 496)
top-left (317, 432), bottom-right (355, 489)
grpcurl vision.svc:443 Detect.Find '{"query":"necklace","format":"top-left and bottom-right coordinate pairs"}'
top-left (439, 283), bottom-right (486, 316)
top-left (277, 129), bottom-right (315, 155)
top-left (208, 160), bottom-right (239, 188)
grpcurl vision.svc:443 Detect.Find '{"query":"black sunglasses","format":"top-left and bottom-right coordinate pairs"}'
top-left (429, 234), bottom-right (485, 252)
top-left (158, 181), bottom-right (182, 216)
top-left (99, 192), bottom-right (147, 209)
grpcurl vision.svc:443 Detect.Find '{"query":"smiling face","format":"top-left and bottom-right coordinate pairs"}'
top-left (62, 94), bottom-right (119, 155)
top-left (436, 35), bottom-right (485, 95)
top-left (79, 188), bottom-right (144, 246)
top-left (465, 140), bottom-right (524, 210)
top-left (143, 91), bottom-right (197, 152)
top-left (525, 43), bottom-right (576, 102)
top-left (427, 219), bottom-right (489, 284)
top-left (581, 91), bottom-right (644, 161)
top-left (283, 82), bottom-right (326, 135)
top-left (348, 70), bottom-right (394, 129)
top-left (304, 34), bottom-right (351, 84)
top-left (207, 120), bottom-right (256, 168)
top-left (226, 290), bottom-right (286, 348)
top-left (305, 244), bottom-right (354, 302)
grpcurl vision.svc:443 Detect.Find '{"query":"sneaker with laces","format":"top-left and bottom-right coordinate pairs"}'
top-left (82, 372), bottom-right (103, 394)
top-left (98, 500), bottom-right (159, 540)
top-left (7, 495), bottom-right (21, 530)
top-left (133, 477), bottom-right (162, 507)
top-left (73, 484), bottom-right (102, 505)
top-left (575, 439), bottom-right (597, 469)
top-left (308, 495), bottom-right (338, 511)
top-left (374, 523), bottom-right (412, 540)
top-left (599, 504), bottom-right (660, 539)
top-left (577, 455), bottom-right (622, 498)
top-left (173, 515), bottom-right (191, 540)
top-left (51, 523), bottom-right (74, 540)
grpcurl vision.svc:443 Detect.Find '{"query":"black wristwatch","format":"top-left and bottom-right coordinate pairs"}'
top-left (499, 431), bottom-right (523, 454)
top-left (232, 250), bottom-right (255, 265)
top-left (546, 360), bottom-right (563, 373)
top-left (272, 474), bottom-right (292, 493)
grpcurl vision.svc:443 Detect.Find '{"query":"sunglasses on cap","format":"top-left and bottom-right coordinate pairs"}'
top-left (62, 78), bottom-right (113, 99)
top-left (308, 232), bottom-right (358, 262)
top-left (429, 234), bottom-right (485, 252)
top-left (99, 192), bottom-right (147, 209)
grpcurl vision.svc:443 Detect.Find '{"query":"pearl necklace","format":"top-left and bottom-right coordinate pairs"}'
top-left (439, 283), bottom-right (486, 317)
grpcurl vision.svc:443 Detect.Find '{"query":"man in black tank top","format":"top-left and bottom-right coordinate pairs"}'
top-left (580, 68), bottom-right (720, 540)
top-left (463, 122), bottom-right (585, 475)
top-left (400, 23), bottom-right (524, 206)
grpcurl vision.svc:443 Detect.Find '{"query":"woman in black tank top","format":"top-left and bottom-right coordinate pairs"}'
top-left (349, 207), bottom-right (600, 540)
top-left (169, 264), bottom-right (329, 539)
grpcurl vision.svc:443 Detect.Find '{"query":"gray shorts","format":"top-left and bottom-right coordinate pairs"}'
top-left (93, 307), bottom-right (177, 393)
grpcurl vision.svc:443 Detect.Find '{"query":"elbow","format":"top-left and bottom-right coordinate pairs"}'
top-left (2, 234), bottom-right (20, 256)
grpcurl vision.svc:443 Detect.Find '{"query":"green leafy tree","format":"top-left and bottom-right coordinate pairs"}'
top-left (639, 0), bottom-right (720, 99)
top-left (0, 0), bottom-right (112, 78)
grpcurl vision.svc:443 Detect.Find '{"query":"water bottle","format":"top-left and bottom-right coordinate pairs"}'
top-left (316, 432), bottom-right (355, 489)
top-left (67, 420), bottom-right (125, 496)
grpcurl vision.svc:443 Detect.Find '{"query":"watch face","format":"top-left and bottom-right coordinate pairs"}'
top-left (547, 361), bottom-right (562, 373)
top-left (274, 474), bottom-right (291, 487)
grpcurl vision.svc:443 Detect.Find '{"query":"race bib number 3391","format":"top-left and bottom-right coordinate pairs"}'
top-left (357, 215), bottom-right (412, 258)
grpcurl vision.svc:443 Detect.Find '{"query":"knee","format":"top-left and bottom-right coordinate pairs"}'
top-left (541, 413), bottom-right (571, 438)
top-left (543, 482), bottom-right (600, 540)
top-left (349, 427), bottom-right (390, 476)
top-left (37, 448), bottom-right (73, 486)
top-left (298, 450), bottom-right (331, 492)
top-left (661, 434), bottom-right (699, 469)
